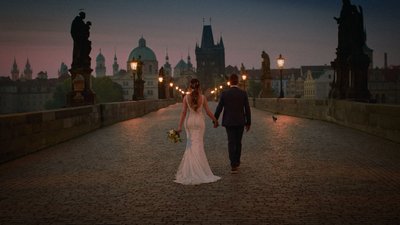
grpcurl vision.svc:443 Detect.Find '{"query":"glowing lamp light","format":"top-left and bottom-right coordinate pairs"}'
top-left (169, 82), bottom-right (173, 87)
top-left (130, 61), bottom-right (138, 71)
top-left (242, 74), bottom-right (247, 81)
top-left (227, 81), bottom-right (230, 86)
top-left (219, 85), bottom-right (223, 89)
top-left (175, 86), bottom-right (179, 90)
top-left (277, 54), bottom-right (285, 69)
top-left (158, 77), bottom-right (163, 83)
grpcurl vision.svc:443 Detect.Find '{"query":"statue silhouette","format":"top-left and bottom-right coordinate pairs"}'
top-left (331, 0), bottom-right (370, 101)
top-left (261, 51), bottom-right (270, 80)
top-left (71, 12), bottom-right (92, 70)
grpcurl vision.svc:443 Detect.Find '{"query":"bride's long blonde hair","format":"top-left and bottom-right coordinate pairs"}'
top-left (189, 79), bottom-right (200, 111)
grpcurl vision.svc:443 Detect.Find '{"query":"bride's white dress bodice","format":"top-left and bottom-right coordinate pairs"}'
top-left (174, 95), bottom-right (220, 185)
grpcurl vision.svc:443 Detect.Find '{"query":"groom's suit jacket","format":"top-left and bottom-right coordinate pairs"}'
top-left (214, 86), bottom-right (251, 127)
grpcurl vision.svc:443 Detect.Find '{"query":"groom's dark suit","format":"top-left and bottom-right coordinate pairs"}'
top-left (214, 86), bottom-right (251, 168)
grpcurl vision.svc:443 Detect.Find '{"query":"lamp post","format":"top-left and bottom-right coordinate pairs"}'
top-left (136, 57), bottom-right (144, 100)
top-left (240, 63), bottom-right (247, 92)
top-left (158, 67), bottom-right (166, 99)
top-left (130, 58), bottom-right (138, 100)
top-left (158, 76), bottom-right (164, 99)
top-left (242, 74), bottom-right (247, 91)
top-left (277, 54), bottom-right (285, 98)
top-left (169, 82), bottom-right (174, 98)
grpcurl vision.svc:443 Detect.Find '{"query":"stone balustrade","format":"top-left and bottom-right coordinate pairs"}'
top-left (254, 98), bottom-right (400, 143)
top-left (0, 99), bottom-right (175, 163)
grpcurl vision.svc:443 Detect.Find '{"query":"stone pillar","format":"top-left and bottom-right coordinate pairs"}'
top-left (67, 68), bottom-right (96, 106)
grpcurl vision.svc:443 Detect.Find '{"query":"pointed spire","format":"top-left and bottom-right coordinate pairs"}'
top-left (113, 47), bottom-right (118, 61)
top-left (166, 47), bottom-right (169, 61)
top-left (187, 47), bottom-right (193, 70)
top-left (13, 57), bottom-right (17, 67)
top-left (200, 20), bottom-right (215, 48)
top-left (26, 58), bottom-right (30, 67)
top-left (219, 35), bottom-right (224, 47)
top-left (11, 57), bottom-right (20, 81)
top-left (112, 47), bottom-right (119, 76)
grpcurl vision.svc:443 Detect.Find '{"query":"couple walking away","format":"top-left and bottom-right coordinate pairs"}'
top-left (174, 74), bottom-right (251, 185)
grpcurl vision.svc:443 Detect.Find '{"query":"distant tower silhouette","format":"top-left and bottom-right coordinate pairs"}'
top-left (23, 58), bottom-right (33, 80)
top-left (112, 50), bottom-right (119, 76)
top-left (195, 21), bottom-right (225, 89)
top-left (187, 49), bottom-right (193, 71)
top-left (95, 49), bottom-right (106, 77)
top-left (163, 49), bottom-right (172, 77)
top-left (11, 57), bottom-right (19, 81)
top-left (58, 62), bottom-right (69, 78)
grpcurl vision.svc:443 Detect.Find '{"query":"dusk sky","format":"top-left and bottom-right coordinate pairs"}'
top-left (0, 0), bottom-right (399, 78)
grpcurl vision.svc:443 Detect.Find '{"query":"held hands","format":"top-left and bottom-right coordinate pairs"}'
top-left (213, 120), bottom-right (219, 128)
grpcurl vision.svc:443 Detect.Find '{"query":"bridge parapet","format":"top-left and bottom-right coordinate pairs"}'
top-left (0, 99), bottom-right (175, 163)
top-left (255, 98), bottom-right (400, 143)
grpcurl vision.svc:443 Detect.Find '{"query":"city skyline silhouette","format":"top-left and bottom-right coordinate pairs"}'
top-left (0, 0), bottom-right (399, 78)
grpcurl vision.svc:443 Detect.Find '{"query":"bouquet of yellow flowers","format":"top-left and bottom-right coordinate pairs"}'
top-left (167, 129), bottom-right (182, 143)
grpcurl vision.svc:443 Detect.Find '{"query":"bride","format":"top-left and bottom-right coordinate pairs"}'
top-left (175, 79), bottom-right (221, 185)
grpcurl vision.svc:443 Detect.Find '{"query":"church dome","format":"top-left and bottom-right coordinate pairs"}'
top-left (175, 59), bottom-right (187, 70)
top-left (96, 52), bottom-right (105, 62)
top-left (128, 37), bottom-right (157, 62)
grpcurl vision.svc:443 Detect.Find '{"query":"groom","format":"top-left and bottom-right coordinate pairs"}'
top-left (214, 74), bottom-right (251, 174)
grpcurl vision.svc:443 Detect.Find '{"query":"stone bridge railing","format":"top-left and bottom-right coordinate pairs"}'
top-left (254, 98), bottom-right (400, 144)
top-left (0, 99), bottom-right (175, 164)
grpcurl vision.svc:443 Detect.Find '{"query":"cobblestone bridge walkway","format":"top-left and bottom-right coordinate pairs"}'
top-left (1, 103), bottom-right (400, 224)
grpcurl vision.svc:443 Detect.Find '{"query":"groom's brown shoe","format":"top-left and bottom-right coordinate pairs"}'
top-left (230, 167), bottom-right (238, 174)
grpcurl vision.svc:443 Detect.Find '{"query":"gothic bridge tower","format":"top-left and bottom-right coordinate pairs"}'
top-left (195, 20), bottom-right (225, 90)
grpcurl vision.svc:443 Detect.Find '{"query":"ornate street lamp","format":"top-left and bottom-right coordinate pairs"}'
top-left (277, 54), bottom-right (285, 98)
top-left (130, 58), bottom-right (138, 100)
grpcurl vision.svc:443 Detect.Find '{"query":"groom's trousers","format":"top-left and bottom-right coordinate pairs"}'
top-left (225, 126), bottom-right (244, 167)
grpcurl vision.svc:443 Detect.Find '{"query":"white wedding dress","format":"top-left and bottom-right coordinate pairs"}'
top-left (174, 95), bottom-right (221, 185)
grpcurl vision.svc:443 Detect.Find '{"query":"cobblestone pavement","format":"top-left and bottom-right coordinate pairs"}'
top-left (1, 103), bottom-right (400, 225)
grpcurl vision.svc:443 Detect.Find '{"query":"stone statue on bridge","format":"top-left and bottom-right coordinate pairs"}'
top-left (68, 11), bottom-right (95, 106)
top-left (330, 0), bottom-right (371, 101)
top-left (71, 11), bottom-right (92, 70)
top-left (259, 51), bottom-right (274, 98)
